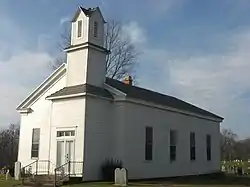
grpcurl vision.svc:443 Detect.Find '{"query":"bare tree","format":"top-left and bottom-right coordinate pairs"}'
top-left (104, 20), bottom-right (138, 80)
top-left (0, 124), bottom-right (20, 175)
top-left (221, 128), bottom-right (238, 160)
top-left (52, 20), bottom-right (139, 81)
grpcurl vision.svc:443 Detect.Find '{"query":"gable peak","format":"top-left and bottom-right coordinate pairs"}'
top-left (72, 6), bottom-right (106, 23)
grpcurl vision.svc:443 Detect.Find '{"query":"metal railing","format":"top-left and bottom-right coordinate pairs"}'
top-left (21, 160), bottom-right (56, 178)
top-left (54, 161), bottom-right (84, 187)
top-left (20, 160), bottom-right (37, 178)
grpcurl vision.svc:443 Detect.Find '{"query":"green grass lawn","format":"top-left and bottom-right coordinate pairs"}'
top-left (0, 174), bottom-right (21, 187)
top-left (1, 173), bottom-right (250, 187)
top-left (62, 174), bottom-right (250, 187)
top-left (62, 183), bottom-right (247, 187)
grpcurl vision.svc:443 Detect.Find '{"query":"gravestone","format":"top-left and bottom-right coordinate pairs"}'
top-left (14, 162), bottom-right (21, 180)
top-left (114, 168), bottom-right (128, 186)
top-left (6, 169), bottom-right (9, 181)
top-left (221, 165), bottom-right (225, 172)
top-left (120, 168), bottom-right (128, 186)
top-left (114, 168), bottom-right (121, 185)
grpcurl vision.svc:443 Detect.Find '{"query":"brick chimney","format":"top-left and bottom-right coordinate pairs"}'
top-left (123, 76), bottom-right (133, 85)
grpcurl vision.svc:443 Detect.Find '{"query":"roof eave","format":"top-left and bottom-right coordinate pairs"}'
top-left (46, 92), bottom-right (113, 101)
top-left (17, 107), bottom-right (33, 114)
top-left (46, 93), bottom-right (86, 100)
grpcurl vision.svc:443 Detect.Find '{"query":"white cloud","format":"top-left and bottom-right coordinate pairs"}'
top-left (0, 51), bottom-right (53, 127)
top-left (122, 21), bottom-right (147, 46)
top-left (60, 16), bottom-right (70, 26)
top-left (147, 0), bottom-right (185, 14)
top-left (125, 21), bottom-right (250, 138)
top-left (0, 11), bottom-right (54, 127)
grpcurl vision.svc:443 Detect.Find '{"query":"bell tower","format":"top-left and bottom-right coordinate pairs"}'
top-left (65, 6), bottom-right (109, 87)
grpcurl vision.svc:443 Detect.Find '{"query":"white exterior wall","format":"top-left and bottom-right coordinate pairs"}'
top-left (49, 98), bottom-right (86, 171)
top-left (83, 96), bottom-right (114, 181)
top-left (86, 49), bottom-right (106, 87)
top-left (88, 10), bottom-right (105, 47)
top-left (66, 49), bottom-right (88, 87)
top-left (66, 48), bottom-right (106, 87)
top-left (116, 101), bottom-right (221, 179)
top-left (18, 75), bottom-right (66, 168)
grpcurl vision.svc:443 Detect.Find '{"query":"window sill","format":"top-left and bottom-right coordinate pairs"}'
top-left (31, 157), bottom-right (39, 160)
top-left (144, 160), bottom-right (153, 163)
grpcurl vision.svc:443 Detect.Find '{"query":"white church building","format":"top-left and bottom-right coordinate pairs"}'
top-left (17, 6), bottom-right (224, 181)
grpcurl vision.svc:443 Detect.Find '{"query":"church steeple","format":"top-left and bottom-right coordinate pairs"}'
top-left (65, 6), bottom-right (109, 87)
top-left (70, 7), bottom-right (106, 47)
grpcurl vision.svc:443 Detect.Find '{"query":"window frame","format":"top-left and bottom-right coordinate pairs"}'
top-left (77, 20), bottom-right (83, 38)
top-left (190, 132), bottom-right (196, 161)
top-left (170, 130), bottom-right (177, 162)
top-left (31, 128), bottom-right (40, 159)
top-left (145, 126), bottom-right (153, 161)
top-left (56, 130), bottom-right (76, 138)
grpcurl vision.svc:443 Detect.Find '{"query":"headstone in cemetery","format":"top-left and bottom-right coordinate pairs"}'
top-left (114, 168), bottom-right (128, 186)
top-left (6, 169), bottom-right (10, 181)
top-left (14, 162), bottom-right (21, 180)
top-left (120, 168), bottom-right (128, 186)
top-left (114, 168), bottom-right (121, 185)
top-left (221, 165), bottom-right (225, 172)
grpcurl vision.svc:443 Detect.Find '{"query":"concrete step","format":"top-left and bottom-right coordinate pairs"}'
top-left (21, 175), bottom-right (71, 186)
top-left (21, 175), bottom-right (55, 187)
top-left (27, 178), bottom-right (54, 183)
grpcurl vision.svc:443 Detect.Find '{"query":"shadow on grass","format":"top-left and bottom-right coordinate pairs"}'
top-left (133, 173), bottom-right (250, 186)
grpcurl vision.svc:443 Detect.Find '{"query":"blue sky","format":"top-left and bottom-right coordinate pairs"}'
top-left (0, 0), bottom-right (250, 138)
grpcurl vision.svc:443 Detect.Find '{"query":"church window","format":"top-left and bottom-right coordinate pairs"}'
top-left (206, 134), bottom-right (211, 161)
top-left (31, 128), bottom-right (40, 158)
top-left (190, 132), bottom-right (196, 161)
top-left (57, 130), bottom-right (75, 137)
top-left (145, 126), bottom-right (153, 161)
top-left (170, 130), bottom-right (177, 162)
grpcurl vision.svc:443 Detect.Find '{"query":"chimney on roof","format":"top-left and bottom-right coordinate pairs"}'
top-left (123, 76), bottom-right (133, 85)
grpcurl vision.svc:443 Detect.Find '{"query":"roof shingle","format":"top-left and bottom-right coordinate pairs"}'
top-left (106, 78), bottom-right (223, 120)
top-left (47, 77), bottom-right (223, 120)
top-left (46, 84), bottom-right (113, 99)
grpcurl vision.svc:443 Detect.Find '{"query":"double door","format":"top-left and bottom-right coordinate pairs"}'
top-left (56, 140), bottom-right (75, 173)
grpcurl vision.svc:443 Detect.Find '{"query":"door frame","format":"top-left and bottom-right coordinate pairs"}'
top-left (56, 137), bottom-right (76, 166)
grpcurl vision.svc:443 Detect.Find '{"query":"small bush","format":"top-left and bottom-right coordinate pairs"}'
top-left (100, 158), bottom-right (123, 181)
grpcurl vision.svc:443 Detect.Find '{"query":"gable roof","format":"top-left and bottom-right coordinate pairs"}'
top-left (16, 63), bottom-right (66, 111)
top-left (46, 84), bottom-right (113, 100)
top-left (106, 78), bottom-right (224, 120)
